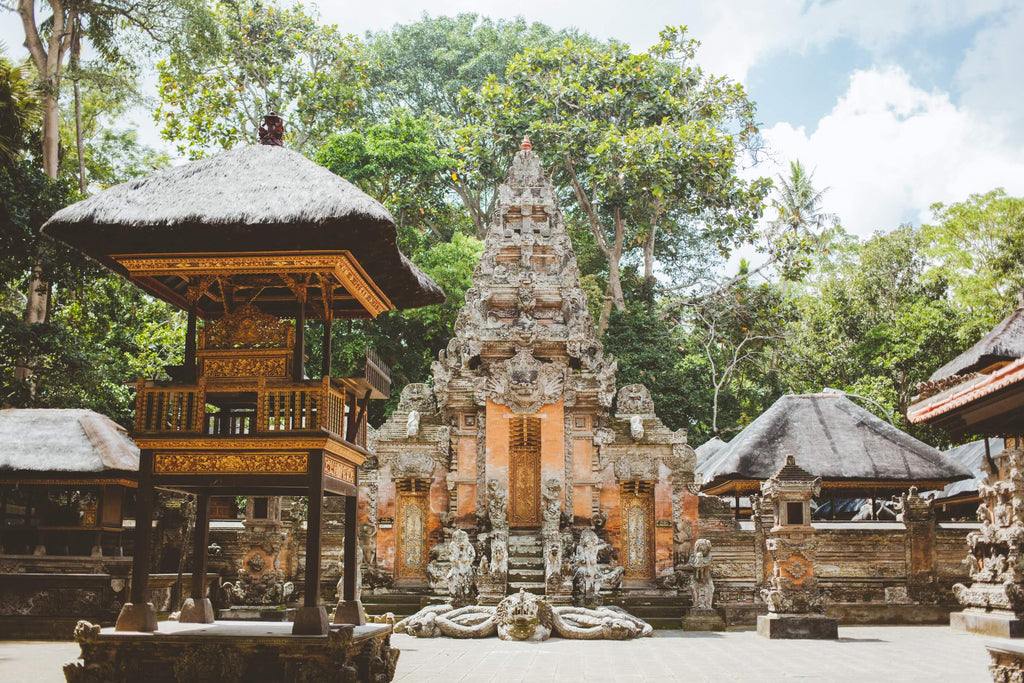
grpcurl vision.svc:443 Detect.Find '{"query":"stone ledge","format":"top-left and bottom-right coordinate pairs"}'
top-left (951, 609), bottom-right (1024, 638)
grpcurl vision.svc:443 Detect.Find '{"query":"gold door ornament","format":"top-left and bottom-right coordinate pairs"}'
top-left (620, 481), bottom-right (654, 580)
top-left (509, 416), bottom-right (542, 527)
top-left (396, 478), bottom-right (430, 580)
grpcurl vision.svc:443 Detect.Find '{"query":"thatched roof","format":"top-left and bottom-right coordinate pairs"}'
top-left (0, 409), bottom-right (138, 474)
top-left (930, 298), bottom-right (1024, 380)
top-left (42, 144), bottom-right (444, 316)
top-left (933, 438), bottom-right (1002, 502)
top-left (700, 393), bottom-right (971, 495)
top-left (695, 437), bottom-right (727, 472)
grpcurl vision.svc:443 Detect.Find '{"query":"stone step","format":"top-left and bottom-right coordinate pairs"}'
top-left (508, 559), bottom-right (544, 571)
top-left (507, 582), bottom-right (546, 595)
top-left (508, 568), bottom-right (545, 583)
top-left (645, 617), bottom-right (684, 630)
top-left (616, 605), bottom-right (687, 619)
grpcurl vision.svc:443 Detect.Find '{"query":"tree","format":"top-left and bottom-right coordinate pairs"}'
top-left (364, 14), bottom-right (592, 239)
top-left (315, 110), bottom-right (467, 248)
top-left (923, 189), bottom-right (1024, 337)
top-left (0, 42), bottom-right (39, 164)
top-left (156, 0), bottom-right (365, 157)
top-left (764, 160), bottom-right (840, 281)
top-left (461, 27), bottom-right (769, 332)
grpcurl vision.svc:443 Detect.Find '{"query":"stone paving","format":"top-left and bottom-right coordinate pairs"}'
top-left (0, 626), bottom-right (993, 682)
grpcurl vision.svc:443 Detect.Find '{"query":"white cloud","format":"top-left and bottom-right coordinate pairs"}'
top-left (955, 3), bottom-right (1024, 143)
top-left (756, 66), bottom-right (1024, 236)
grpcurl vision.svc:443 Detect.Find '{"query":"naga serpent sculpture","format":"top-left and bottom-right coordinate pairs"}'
top-left (394, 589), bottom-right (653, 641)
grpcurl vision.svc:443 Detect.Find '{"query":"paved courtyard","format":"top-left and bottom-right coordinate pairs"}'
top-left (0, 626), bottom-right (993, 682)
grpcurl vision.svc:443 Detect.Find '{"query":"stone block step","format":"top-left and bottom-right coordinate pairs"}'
top-left (508, 582), bottom-right (546, 595)
top-left (508, 569), bottom-right (544, 583)
top-left (508, 560), bottom-right (544, 571)
top-left (645, 617), bottom-right (684, 630)
top-left (617, 605), bottom-right (687, 619)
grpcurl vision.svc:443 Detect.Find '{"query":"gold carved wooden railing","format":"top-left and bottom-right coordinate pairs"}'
top-left (134, 377), bottom-right (357, 442)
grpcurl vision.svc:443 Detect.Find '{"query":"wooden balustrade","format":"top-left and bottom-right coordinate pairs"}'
top-left (134, 378), bottom-right (356, 440)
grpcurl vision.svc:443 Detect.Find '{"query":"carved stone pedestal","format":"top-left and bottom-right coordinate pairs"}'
top-left (756, 614), bottom-right (838, 640)
top-left (291, 605), bottom-right (329, 635)
top-left (987, 639), bottom-right (1024, 682)
top-left (333, 599), bottom-right (367, 626)
top-left (178, 598), bottom-right (214, 624)
top-left (114, 602), bottom-right (157, 632)
top-left (951, 609), bottom-right (1024, 638)
top-left (681, 609), bottom-right (725, 631)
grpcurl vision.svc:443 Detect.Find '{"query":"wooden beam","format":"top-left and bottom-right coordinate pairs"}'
top-left (303, 450), bottom-right (324, 608)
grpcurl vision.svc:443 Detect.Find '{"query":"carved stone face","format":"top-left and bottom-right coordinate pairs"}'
top-left (496, 589), bottom-right (554, 641)
top-left (616, 384), bottom-right (654, 416)
top-left (399, 383), bottom-right (436, 413)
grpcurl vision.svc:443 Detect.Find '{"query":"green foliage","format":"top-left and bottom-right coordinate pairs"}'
top-left (0, 45), bottom-right (40, 164)
top-left (315, 111), bottom-right (468, 246)
top-left (157, 0), bottom-right (366, 156)
top-left (922, 189), bottom-right (1024, 338)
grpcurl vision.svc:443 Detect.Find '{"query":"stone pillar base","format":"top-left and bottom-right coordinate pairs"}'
top-left (292, 605), bottom-right (329, 635)
top-left (757, 614), bottom-right (837, 639)
top-left (332, 599), bottom-right (367, 626)
top-left (951, 609), bottom-right (1024, 638)
top-left (178, 597), bottom-right (215, 624)
top-left (115, 602), bottom-right (158, 632)
top-left (681, 609), bottom-right (726, 631)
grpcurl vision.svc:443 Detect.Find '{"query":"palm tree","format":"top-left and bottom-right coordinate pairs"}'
top-left (770, 160), bottom-right (839, 245)
top-left (0, 42), bottom-right (41, 164)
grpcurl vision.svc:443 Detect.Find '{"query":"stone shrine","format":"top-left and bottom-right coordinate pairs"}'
top-left (360, 140), bottom-right (698, 604)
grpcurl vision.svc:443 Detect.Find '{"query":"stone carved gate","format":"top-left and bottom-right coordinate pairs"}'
top-left (509, 417), bottom-right (542, 528)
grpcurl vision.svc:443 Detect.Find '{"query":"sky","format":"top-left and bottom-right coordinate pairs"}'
top-left (3, 0), bottom-right (1024, 239)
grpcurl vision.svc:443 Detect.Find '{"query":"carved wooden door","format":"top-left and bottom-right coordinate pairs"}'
top-left (396, 479), bottom-right (430, 580)
top-left (509, 416), bottom-right (542, 528)
top-left (620, 481), bottom-right (654, 579)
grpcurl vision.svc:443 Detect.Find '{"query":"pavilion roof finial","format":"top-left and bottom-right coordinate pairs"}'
top-left (521, 135), bottom-right (532, 151)
top-left (259, 112), bottom-right (284, 146)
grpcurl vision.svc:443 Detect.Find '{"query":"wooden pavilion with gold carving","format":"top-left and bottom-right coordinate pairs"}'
top-left (42, 117), bottom-right (444, 649)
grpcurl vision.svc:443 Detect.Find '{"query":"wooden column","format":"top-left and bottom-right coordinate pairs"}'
top-left (116, 449), bottom-right (157, 631)
top-left (184, 307), bottom-right (197, 383)
top-left (321, 316), bottom-right (333, 379)
top-left (293, 296), bottom-right (306, 382)
top-left (293, 449), bottom-right (328, 634)
top-left (190, 492), bottom-right (211, 600)
top-left (0, 486), bottom-right (7, 553)
top-left (304, 451), bottom-right (324, 608)
top-left (343, 493), bottom-right (357, 602)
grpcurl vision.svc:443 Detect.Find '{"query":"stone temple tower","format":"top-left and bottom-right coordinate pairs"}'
top-left (359, 139), bottom-right (697, 602)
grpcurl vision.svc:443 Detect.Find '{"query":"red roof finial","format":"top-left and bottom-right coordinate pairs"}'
top-left (521, 135), bottom-right (532, 151)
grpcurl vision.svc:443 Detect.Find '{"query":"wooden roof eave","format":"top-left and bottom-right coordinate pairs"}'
top-left (0, 471), bottom-right (137, 487)
top-left (701, 477), bottom-right (969, 497)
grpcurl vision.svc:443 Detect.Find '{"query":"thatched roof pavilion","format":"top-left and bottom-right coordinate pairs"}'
top-left (42, 143), bottom-right (445, 320)
top-left (695, 436), bottom-right (727, 472)
top-left (0, 408), bottom-right (138, 482)
top-left (909, 296), bottom-right (1024, 436)
top-left (700, 393), bottom-right (970, 497)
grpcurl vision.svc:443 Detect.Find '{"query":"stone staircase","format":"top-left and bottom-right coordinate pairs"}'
top-left (361, 593), bottom-right (436, 620)
top-left (507, 530), bottom-right (546, 595)
top-left (606, 595), bottom-right (688, 630)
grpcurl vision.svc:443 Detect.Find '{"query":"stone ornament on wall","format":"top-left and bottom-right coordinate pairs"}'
top-left (615, 384), bottom-right (655, 417)
top-left (485, 347), bottom-right (567, 414)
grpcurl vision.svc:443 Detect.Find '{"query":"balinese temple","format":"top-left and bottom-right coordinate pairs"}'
top-left (43, 115), bottom-right (443, 678)
top-left (908, 295), bottom-right (1024, 639)
top-left (929, 439), bottom-right (1004, 519)
top-left (700, 392), bottom-right (970, 511)
top-left (360, 139), bottom-right (698, 599)
top-left (0, 409), bottom-right (139, 636)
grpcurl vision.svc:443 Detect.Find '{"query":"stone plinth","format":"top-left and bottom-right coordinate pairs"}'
top-left (988, 639), bottom-right (1024, 682)
top-left (63, 619), bottom-right (398, 682)
top-left (681, 609), bottom-right (725, 631)
top-left (756, 614), bottom-right (838, 640)
top-left (951, 609), bottom-right (1024, 638)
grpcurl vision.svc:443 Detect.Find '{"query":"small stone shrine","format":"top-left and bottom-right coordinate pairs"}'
top-left (361, 139), bottom-right (698, 607)
top-left (756, 456), bottom-right (838, 639)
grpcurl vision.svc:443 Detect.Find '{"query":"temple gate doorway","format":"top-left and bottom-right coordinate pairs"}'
top-left (395, 479), bottom-right (429, 581)
top-left (620, 481), bottom-right (655, 580)
top-left (509, 416), bottom-right (542, 528)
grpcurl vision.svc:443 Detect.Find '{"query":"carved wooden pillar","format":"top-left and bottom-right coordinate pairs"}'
top-left (179, 491), bottom-right (214, 623)
top-left (293, 449), bottom-right (328, 635)
top-left (293, 291), bottom-right (306, 383)
top-left (334, 474), bottom-right (366, 624)
top-left (116, 449), bottom-right (157, 632)
top-left (184, 307), bottom-right (197, 383)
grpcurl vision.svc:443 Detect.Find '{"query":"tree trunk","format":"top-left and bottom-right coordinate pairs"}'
top-left (597, 209), bottom-right (626, 334)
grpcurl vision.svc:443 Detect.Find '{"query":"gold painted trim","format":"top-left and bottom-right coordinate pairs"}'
top-left (153, 452), bottom-right (308, 474)
top-left (135, 435), bottom-right (366, 467)
top-left (110, 251), bottom-right (393, 316)
top-left (323, 455), bottom-right (356, 483)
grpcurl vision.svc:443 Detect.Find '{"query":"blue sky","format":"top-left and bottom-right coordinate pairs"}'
top-left (3, 0), bottom-right (1024, 238)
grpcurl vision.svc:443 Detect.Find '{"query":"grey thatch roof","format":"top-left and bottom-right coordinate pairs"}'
top-left (42, 144), bottom-right (445, 312)
top-left (695, 437), bottom-right (727, 472)
top-left (701, 393), bottom-right (971, 493)
top-left (0, 409), bottom-right (138, 473)
top-left (930, 299), bottom-right (1024, 380)
top-left (934, 438), bottom-right (1003, 501)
